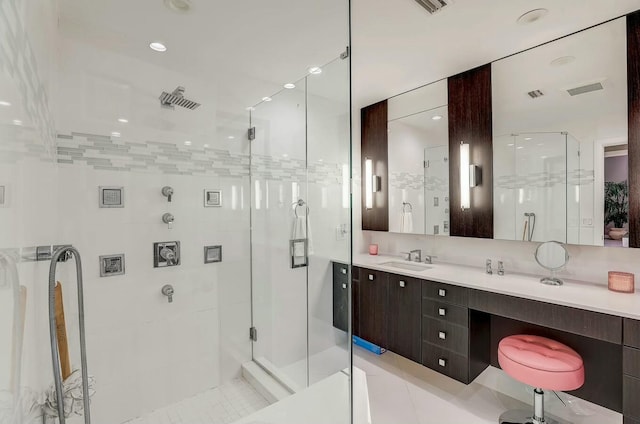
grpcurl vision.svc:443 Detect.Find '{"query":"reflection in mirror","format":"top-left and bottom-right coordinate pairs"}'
top-left (494, 132), bottom-right (580, 243)
top-left (534, 241), bottom-right (570, 286)
top-left (492, 18), bottom-right (627, 247)
top-left (387, 80), bottom-right (449, 235)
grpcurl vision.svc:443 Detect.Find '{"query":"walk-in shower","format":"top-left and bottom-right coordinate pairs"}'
top-left (0, 0), bottom-right (352, 423)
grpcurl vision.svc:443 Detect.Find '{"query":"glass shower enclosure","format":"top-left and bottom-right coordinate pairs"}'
top-left (249, 55), bottom-right (352, 391)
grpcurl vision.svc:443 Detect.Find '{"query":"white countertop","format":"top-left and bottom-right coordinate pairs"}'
top-left (352, 254), bottom-right (640, 321)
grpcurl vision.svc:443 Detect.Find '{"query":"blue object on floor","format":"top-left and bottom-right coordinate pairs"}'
top-left (353, 336), bottom-right (386, 355)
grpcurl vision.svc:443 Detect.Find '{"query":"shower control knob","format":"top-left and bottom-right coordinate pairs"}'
top-left (162, 186), bottom-right (174, 202)
top-left (161, 284), bottom-right (174, 303)
top-left (162, 213), bottom-right (175, 229)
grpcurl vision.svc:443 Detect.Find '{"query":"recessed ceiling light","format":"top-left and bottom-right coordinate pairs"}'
top-left (228, 136), bottom-right (235, 139)
top-left (12, 119), bottom-right (22, 126)
top-left (149, 42), bottom-right (167, 52)
top-left (282, 154), bottom-right (289, 158)
top-left (517, 8), bottom-right (549, 25)
top-left (524, 137), bottom-right (532, 141)
top-left (309, 67), bottom-right (322, 75)
top-left (184, 140), bottom-right (192, 146)
top-left (517, 146), bottom-right (524, 150)
top-left (118, 118), bottom-right (129, 123)
top-left (0, 100), bottom-right (11, 107)
top-left (318, 159), bottom-right (323, 162)
top-left (550, 56), bottom-right (576, 67)
top-left (284, 83), bottom-right (296, 89)
top-left (432, 115), bottom-right (443, 121)
top-left (507, 143), bottom-right (515, 147)
top-left (262, 97), bottom-right (272, 102)
top-left (164, 0), bottom-right (191, 13)
top-left (111, 131), bottom-right (121, 137)
top-left (203, 144), bottom-right (209, 148)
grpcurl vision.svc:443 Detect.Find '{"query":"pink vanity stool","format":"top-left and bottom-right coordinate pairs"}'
top-left (498, 335), bottom-right (585, 424)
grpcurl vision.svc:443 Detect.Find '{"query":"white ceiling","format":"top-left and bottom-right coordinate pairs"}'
top-left (54, 0), bottom-right (640, 142)
top-left (351, 0), bottom-right (640, 109)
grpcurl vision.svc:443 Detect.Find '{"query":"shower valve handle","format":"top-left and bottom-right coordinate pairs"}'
top-left (162, 186), bottom-right (174, 202)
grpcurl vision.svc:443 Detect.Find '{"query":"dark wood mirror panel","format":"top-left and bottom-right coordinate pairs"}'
top-left (361, 100), bottom-right (389, 231)
top-left (448, 65), bottom-right (493, 239)
top-left (628, 10), bottom-right (640, 247)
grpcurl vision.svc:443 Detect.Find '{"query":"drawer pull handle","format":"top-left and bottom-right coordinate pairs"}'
top-left (368, 274), bottom-right (374, 281)
top-left (438, 308), bottom-right (446, 316)
top-left (399, 281), bottom-right (405, 288)
top-left (438, 358), bottom-right (447, 367)
top-left (342, 283), bottom-right (347, 289)
top-left (438, 288), bottom-right (446, 297)
top-left (438, 331), bottom-right (447, 340)
top-left (341, 268), bottom-right (347, 274)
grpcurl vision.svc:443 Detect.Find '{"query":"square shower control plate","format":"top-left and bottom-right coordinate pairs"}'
top-left (99, 254), bottom-right (125, 277)
top-left (204, 245), bottom-right (222, 263)
top-left (99, 186), bottom-right (124, 208)
top-left (153, 241), bottom-right (180, 268)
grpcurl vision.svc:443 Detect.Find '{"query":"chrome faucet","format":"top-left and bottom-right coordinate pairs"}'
top-left (410, 249), bottom-right (422, 262)
top-left (162, 186), bottom-right (174, 202)
top-left (497, 261), bottom-right (505, 276)
top-left (162, 213), bottom-right (175, 229)
top-left (486, 259), bottom-right (493, 275)
top-left (424, 255), bottom-right (438, 264)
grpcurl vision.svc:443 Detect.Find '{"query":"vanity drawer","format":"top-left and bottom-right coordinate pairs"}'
top-left (423, 281), bottom-right (468, 306)
top-left (625, 318), bottom-right (640, 348)
top-left (422, 317), bottom-right (468, 356)
top-left (422, 342), bottom-right (468, 383)
top-left (422, 299), bottom-right (469, 327)
top-left (624, 347), bottom-right (640, 378)
top-left (624, 375), bottom-right (640, 420)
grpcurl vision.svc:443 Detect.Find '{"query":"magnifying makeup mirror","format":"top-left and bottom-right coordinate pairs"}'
top-left (534, 241), bottom-right (569, 286)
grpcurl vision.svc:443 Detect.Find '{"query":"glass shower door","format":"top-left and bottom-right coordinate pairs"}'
top-left (249, 78), bottom-right (310, 391)
top-left (249, 54), bottom-right (351, 392)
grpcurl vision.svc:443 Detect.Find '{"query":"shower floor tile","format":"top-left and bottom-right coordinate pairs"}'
top-left (124, 378), bottom-right (270, 424)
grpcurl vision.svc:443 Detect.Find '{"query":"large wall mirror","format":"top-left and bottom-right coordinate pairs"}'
top-left (363, 12), bottom-right (640, 247)
top-left (387, 80), bottom-right (450, 236)
top-left (492, 17), bottom-right (628, 247)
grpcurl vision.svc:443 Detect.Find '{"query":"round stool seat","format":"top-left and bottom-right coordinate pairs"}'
top-left (498, 335), bottom-right (584, 391)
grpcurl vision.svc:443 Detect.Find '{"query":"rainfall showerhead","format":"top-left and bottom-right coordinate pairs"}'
top-left (159, 86), bottom-right (201, 110)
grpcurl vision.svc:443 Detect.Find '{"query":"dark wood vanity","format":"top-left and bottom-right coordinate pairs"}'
top-left (334, 262), bottom-right (640, 422)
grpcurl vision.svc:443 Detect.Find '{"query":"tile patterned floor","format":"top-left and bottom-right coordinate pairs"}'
top-left (124, 378), bottom-right (270, 424)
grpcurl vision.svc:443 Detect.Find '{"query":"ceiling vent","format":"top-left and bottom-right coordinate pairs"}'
top-left (527, 90), bottom-right (544, 99)
top-left (567, 82), bottom-right (604, 96)
top-left (414, 0), bottom-right (450, 14)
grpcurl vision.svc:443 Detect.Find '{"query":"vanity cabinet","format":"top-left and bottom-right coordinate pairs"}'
top-left (388, 274), bottom-right (421, 362)
top-left (624, 319), bottom-right (640, 423)
top-left (356, 268), bottom-right (390, 348)
top-left (332, 262), bottom-right (350, 332)
top-left (421, 281), bottom-right (471, 383)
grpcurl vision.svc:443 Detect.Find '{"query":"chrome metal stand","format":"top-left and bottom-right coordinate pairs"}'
top-left (48, 246), bottom-right (91, 424)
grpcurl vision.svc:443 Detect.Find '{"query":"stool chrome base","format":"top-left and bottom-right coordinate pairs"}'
top-left (498, 409), bottom-right (561, 424)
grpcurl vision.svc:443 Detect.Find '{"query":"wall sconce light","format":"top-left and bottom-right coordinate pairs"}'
top-left (365, 158), bottom-right (381, 210)
top-left (460, 142), bottom-right (481, 210)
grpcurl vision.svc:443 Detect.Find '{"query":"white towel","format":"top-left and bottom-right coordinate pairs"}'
top-left (291, 214), bottom-right (314, 255)
top-left (401, 211), bottom-right (413, 233)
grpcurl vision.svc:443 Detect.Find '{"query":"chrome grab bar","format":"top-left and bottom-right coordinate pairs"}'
top-left (48, 246), bottom-right (91, 424)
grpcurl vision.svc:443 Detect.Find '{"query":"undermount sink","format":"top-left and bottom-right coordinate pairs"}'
top-left (379, 261), bottom-right (433, 272)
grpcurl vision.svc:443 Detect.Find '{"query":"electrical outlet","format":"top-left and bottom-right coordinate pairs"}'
top-left (582, 218), bottom-right (593, 227)
top-left (336, 224), bottom-right (348, 241)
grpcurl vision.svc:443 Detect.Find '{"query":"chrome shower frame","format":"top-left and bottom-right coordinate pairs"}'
top-left (48, 246), bottom-right (91, 424)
